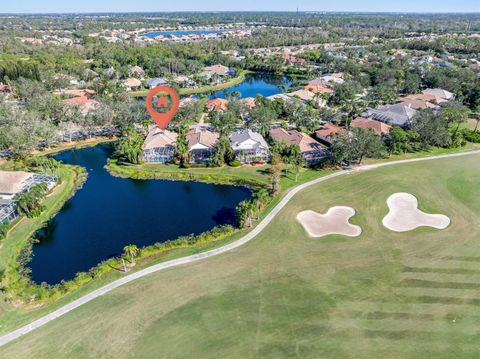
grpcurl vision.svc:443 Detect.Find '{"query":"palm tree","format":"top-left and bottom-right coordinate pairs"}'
top-left (123, 244), bottom-right (139, 266)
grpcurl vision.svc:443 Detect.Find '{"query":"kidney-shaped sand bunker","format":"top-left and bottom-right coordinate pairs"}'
top-left (382, 192), bottom-right (450, 232)
top-left (297, 206), bottom-right (362, 238)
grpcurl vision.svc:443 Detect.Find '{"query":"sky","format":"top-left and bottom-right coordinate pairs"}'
top-left (1, 0), bottom-right (479, 14)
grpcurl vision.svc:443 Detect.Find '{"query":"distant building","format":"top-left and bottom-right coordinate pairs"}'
top-left (53, 89), bottom-right (96, 98)
top-left (229, 129), bottom-right (271, 163)
top-left (207, 98), bottom-right (229, 112)
top-left (63, 96), bottom-right (99, 115)
top-left (269, 128), bottom-right (329, 165)
top-left (286, 89), bottom-right (326, 107)
top-left (202, 64), bottom-right (230, 77)
top-left (283, 54), bottom-right (307, 66)
top-left (146, 78), bottom-right (168, 89)
top-left (422, 88), bottom-right (454, 101)
top-left (128, 65), bottom-right (146, 79)
top-left (187, 127), bottom-right (220, 164)
top-left (142, 127), bottom-right (177, 163)
top-left (350, 117), bottom-right (392, 136)
top-left (123, 78), bottom-right (142, 91)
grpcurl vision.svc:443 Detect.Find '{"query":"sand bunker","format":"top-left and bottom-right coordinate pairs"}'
top-left (382, 193), bottom-right (450, 232)
top-left (297, 206), bottom-right (362, 238)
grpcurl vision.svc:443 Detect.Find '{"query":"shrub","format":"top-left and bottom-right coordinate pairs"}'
top-left (229, 160), bottom-right (241, 167)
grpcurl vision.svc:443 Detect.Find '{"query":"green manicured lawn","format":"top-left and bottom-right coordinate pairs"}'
top-left (129, 70), bottom-right (252, 98)
top-left (2, 153), bottom-right (479, 358)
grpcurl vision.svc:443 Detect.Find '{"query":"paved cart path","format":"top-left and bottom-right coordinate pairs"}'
top-left (1, 149), bottom-right (479, 347)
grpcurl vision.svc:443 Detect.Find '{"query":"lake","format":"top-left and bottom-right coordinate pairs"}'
top-left (27, 144), bottom-right (251, 284)
top-left (143, 29), bottom-right (229, 38)
top-left (209, 72), bottom-right (293, 99)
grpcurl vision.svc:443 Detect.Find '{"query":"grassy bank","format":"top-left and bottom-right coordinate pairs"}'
top-left (0, 164), bottom-right (87, 305)
top-left (129, 70), bottom-right (253, 98)
top-left (3, 152), bottom-right (479, 358)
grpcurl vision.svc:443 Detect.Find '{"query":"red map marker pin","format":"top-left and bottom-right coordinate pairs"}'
top-left (145, 86), bottom-right (180, 130)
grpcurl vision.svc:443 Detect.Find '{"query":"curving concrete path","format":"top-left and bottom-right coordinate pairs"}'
top-left (0, 149), bottom-right (479, 347)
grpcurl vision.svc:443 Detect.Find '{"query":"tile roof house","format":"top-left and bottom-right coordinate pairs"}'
top-left (63, 96), bottom-right (99, 115)
top-left (0, 171), bottom-right (56, 200)
top-left (229, 129), bottom-right (271, 163)
top-left (398, 97), bottom-right (439, 110)
top-left (287, 89), bottom-right (326, 107)
top-left (187, 127), bottom-right (220, 164)
top-left (53, 89), bottom-right (96, 98)
top-left (146, 78), bottom-right (168, 89)
top-left (269, 128), bottom-right (329, 165)
top-left (202, 64), bottom-right (230, 76)
top-left (304, 85), bottom-right (334, 95)
top-left (314, 123), bottom-right (346, 145)
top-left (363, 103), bottom-right (417, 127)
top-left (240, 97), bottom-right (256, 108)
top-left (350, 117), bottom-right (392, 136)
top-left (128, 65), bottom-right (146, 79)
top-left (142, 126), bottom-right (178, 163)
top-left (0, 171), bottom-right (33, 200)
top-left (207, 98), bottom-right (229, 112)
top-left (123, 78), bottom-right (142, 91)
top-left (422, 88), bottom-right (454, 101)
top-left (283, 54), bottom-right (307, 66)
top-left (404, 93), bottom-right (448, 105)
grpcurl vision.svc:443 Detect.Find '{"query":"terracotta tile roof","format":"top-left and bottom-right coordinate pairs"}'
top-left (203, 64), bottom-right (229, 75)
top-left (123, 78), bottom-right (142, 88)
top-left (398, 98), bottom-right (439, 110)
top-left (404, 93), bottom-right (448, 105)
top-left (315, 123), bottom-right (346, 139)
top-left (269, 128), bottom-right (326, 153)
top-left (187, 128), bottom-right (219, 149)
top-left (54, 89), bottom-right (96, 98)
top-left (351, 117), bottom-right (392, 135)
top-left (304, 85), bottom-right (334, 94)
top-left (287, 89), bottom-right (316, 102)
top-left (207, 98), bottom-right (229, 112)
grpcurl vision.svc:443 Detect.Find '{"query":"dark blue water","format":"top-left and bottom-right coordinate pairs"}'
top-left (210, 72), bottom-right (292, 99)
top-left (27, 144), bottom-right (250, 284)
top-left (143, 29), bottom-right (229, 38)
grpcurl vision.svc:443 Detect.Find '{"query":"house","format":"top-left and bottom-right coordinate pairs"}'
top-left (142, 126), bottom-right (178, 163)
top-left (187, 127), bottom-right (220, 164)
top-left (314, 123), bottom-right (346, 145)
top-left (304, 85), bottom-right (334, 95)
top-left (240, 97), bottom-right (256, 108)
top-left (123, 78), bottom-right (142, 91)
top-left (363, 103), bottom-right (417, 127)
top-left (63, 96), bottom-right (99, 115)
top-left (283, 54), bottom-right (307, 66)
top-left (0, 171), bottom-right (56, 201)
top-left (308, 74), bottom-right (344, 88)
top-left (146, 78), bottom-right (168, 89)
top-left (422, 88), bottom-right (454, 101)
top-left (350, 117), bottom-right (392, 136)
top-left (53, 89), bottom-right (96, 98)
top-left (207, 98), bottom-right (229, 112)
top-left (202, 64), bottom-right (230, 77)
top-left (229, 129), bottom-right (271, 163)
top-left (269, 128), bottom-right (329, 165)
top-left (398, 97), bottom-right (439, 110)
top-left (287, 89), bottom-right (326, 107)
top-left (128, 65), bottom-right (145, 79)
top-left (404, 93), bottom-right (448, 105)
top-left (0, 171), bottom-right (56, 224)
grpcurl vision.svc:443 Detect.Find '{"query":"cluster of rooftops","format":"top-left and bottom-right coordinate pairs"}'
top-left (144, 86), bottom-right (454, 166)
top-left (143, 125), bottom-right (330, 166)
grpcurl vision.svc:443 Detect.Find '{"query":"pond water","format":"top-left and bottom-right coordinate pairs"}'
top-left (27, 144), bottom-right (250, 284)
top-left (143, 29), bottom-right (229, 38)
top-left (209, 72), bottom-right (293, 99)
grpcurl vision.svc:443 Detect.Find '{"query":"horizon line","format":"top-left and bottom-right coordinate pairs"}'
top-left (1, 10), bottom-right (479, 15)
